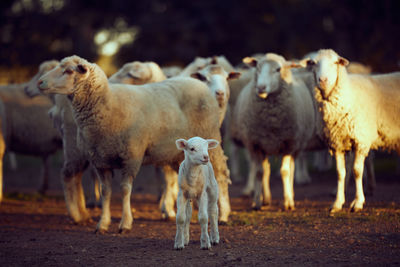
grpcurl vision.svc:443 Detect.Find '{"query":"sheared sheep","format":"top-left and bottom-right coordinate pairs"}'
top-left (231, 53), bottom-right (324, 210)
top-left (0, 60), bottom-right (62, 201)
top-left (37, 55), bottom-right (231, 233)
top-left (174, 137), bottom-right (219, 250)
top-left (306, 48), bottom-right (400, 213)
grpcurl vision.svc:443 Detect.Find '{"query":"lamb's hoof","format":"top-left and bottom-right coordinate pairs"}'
top-left (174, 246), bottom-right (184, 250)
top-left (211, 241), bottom-right (219, 246)
top-left (119, 228), bottom-right (131, 234)
top-left (94, 228), bottom-right (107, 235)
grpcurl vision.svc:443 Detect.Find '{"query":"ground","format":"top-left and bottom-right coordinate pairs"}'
top-left (0, 153), bottom-right (399, 266)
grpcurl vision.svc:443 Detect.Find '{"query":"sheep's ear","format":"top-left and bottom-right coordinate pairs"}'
top-left (337, 57), bottom-right (349, 67)
top-left (227, 72), bottom-right (241, 80)
top-left (243, 57), bottom-right (257, 67)
top-left (128, 70), bottom-right (141, 79)
top-left (207, 139), bottom-right (219, 150)
top-left (77, 64), bottom-right (88, 74)
top-left (176, 139), bottom-right (188, 150)
top-left (306, 59), bottom-right (316, 67)
top-left (298, 58), bottom-right (309, 68)
top-left (191, 72), bottom-right (207, 82)
top-left (286, 61), bottom-right (302, 69)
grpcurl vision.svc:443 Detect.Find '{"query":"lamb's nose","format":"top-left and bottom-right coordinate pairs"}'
top-left (216, 91), bottom-right (224, 97)
top-left (203, 155), bottom-right (209, 161)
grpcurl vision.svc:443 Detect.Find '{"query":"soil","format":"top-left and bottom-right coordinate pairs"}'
top-left (0, 153), bottom-right (400, 266)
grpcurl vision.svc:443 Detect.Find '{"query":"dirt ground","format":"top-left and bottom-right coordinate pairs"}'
top-left (0, 153), bottom-right (400, 266)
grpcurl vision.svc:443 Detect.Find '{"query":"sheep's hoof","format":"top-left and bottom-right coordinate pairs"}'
top-left (350, 201), bottom-right (363, 213)
top-left (119, 228), bottom-right (131, 234)
top-left (174, 246), bottom-right (184, 250)
top-left (284, 206), bottom-right (295, 211)
top-left (218, 221), bottom-right (227, 226)
top-left (329, 207), bottom-right (342, 215)
top-left (94, 228), bottom-right (107, 235)
top-left (211, 241), bottom-right (219, 246)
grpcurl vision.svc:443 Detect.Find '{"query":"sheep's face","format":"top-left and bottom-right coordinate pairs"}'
top-left (108, 62), bottom-right (153, 85)
top-left (176, 137), bottom-right (219, 166)
top-left (307, 49), bottom-right (349, 99)
top-left (191, 65), bottom-right (240, 108)
top-left (24, 60), bottom-right (59, 97)
top-left (38, 56), bottom-right (91, 95)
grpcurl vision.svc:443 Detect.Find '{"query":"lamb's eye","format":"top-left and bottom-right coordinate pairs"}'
top-left (190, 147), bottom-right (195, 152)
top-left (276, 67), bottom-right (281, 72)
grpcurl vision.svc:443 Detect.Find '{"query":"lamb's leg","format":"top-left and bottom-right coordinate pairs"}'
top-left (331, 151), bottom-right (346, 213)
top-left (210, 146), bottom-right (231, 223)
top-left (261, 158), bottom-right (271, 206)
top-left (208, 193), bottom-right (219, 245)
top-left (174, 191), bottom-right (187, 250)
top-left (95, 169), bottom-right (113, 234)
top-left (38, 156), bottom-right (50, 195)
top-left (364, 153), bottom-right (376, 196)
top-left (184, 200), bottom-right (192, 246)
top-left (350, 151), bottom-right (366, 212)
top-left (242, 151), bottom-right (256, 196)
top-left (281, 155), bottom-right (295, 211)
top-left (198, 193), bottom-right (211, 250)
top-left (159, 165), bottom-right (178, 220)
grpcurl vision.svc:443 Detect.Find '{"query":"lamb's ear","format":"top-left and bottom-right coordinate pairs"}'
top-left (337, 57), bottom-right (349, 67)
top-left (176, 139), bottom-right (188, 150)
top-left (243, 57), bottom-right (257, 68)
top-left (227, 72), bottom-right (241, 80)
top-left (191, 72), bottom-right (207, 82)
top-left (207, 139), bottom-right (219, 150)
top-left (77, 64), bottom-right (88, 74)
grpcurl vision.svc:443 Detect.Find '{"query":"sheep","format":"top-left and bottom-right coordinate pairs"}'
top-left (162, 66), bottom-right (183, 78)
top-left (37, 55), bottom-right (231, 233)
top-left (306, 48), bottom-right (400, 213)
top-left (0, 60), bottom-right (62, 202)
top-left (108, 61), bottom-right (167, 84)
top-left (174, 137), bottom-right (220, 250)
top-left (231, 53), bottom-right (324, 210)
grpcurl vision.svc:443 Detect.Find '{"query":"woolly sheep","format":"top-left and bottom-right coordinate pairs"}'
top-left (231, 53), bottom-right (324, 210)
top-left (108, 61), bottom-right (167, 84)
top-left (37, 55), bottom-right (231, 233)
top-left (0, 60), bottom-right (62, 202)
top-left (174, 137), bottom-right (220, 250)
top-left (306, 48), bottom-right (400, 213)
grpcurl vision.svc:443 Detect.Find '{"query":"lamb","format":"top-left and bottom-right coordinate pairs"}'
top-left (37, 55), bottom-right (231, 233)
top-left (174, 137), bottom-right (219, 250)
top-left (0, 60), bottom-right (62, 202)
top-left (231, 53), bottom-right (324, 210)
top-left (306, 49), bottom-right (400, 213)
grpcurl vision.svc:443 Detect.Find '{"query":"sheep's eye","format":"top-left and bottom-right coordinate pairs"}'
top-left (276, 67), bottom-right (281, 72)
top-left (190, 147), bottom-right (195, 152)
top-left (64, 68), bottom-right (73, 75)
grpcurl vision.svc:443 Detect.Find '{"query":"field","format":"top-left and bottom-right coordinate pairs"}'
top-left (0, 153), bottom-right (399, 266)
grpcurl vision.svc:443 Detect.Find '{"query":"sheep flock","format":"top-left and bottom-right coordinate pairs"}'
top-left (0, 48), bottom-right (399, 249)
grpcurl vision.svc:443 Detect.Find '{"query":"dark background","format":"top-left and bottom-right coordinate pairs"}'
top-left (1, 0), bottom-right (399, 73)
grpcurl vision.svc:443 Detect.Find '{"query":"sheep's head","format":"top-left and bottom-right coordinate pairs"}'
top-left (243, 53), bottom-right (302, 99)
top-left (191, 64), bottom-right (240, 108)
top-left (176, 137), bottom-right (219, 166)
top-left (108, 61), bottom-right (165, 84)
top-left (306, 49), bottom-right (349, 99)
top-left (24, 60), bottom-right (59, 97)
top-left (37, 55), bottom-right (93, 95)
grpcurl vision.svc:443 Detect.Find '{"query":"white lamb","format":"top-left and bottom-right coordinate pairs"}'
top-left (306, 49), bottom-right (400, 213)
top-left (174, 137), bottom-right (219, 250)
top-left (37, 55), bottom-right (231, 233)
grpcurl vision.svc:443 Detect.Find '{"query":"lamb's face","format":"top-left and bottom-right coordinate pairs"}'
top-left (108, 61), bottom-right (152, 85)
top-left (24, 60), bottom-right (59, 97)
top-left (37, 56), bottom-right (90, 95)
top-left (176, 137), bottom-right (219, 166)
top-left (191, 65), bottom-right (240, 108)
top-left (307, 49), bottom-right (349, 99)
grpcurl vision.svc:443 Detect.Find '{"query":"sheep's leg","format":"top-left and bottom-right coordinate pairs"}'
top-left (198, 193), bottom-right (211, 250)
top-left (281, 155), bottom-right (295, 211)
top-left (208, 192), bottom-right (219, 245)
top-left (38, 156), bottom-right (50, 195)
top-left (184, 200), bottom-right (192, 246)
top-left (159, 165), bottom-right (178, 220)
top-left (242, 151), bottom-right (256, 196)
top-left (75, 173), bottom-right (91, 222)
top-left (252, 157), bottom-right (264, 210)
top-left (364, 153), bottom-right (376, 196)
top-left (261, 158), bottom-right (271, 206)
top-left (331, 151), bottom-right (346, 213)
top-left (229, 142), bottom-right (241, 183)
top-left (86, 167), bottom-right (101, 208)
top-left (174, 191), bottom-right (187, 250)
top-left (350, 151), bottom-right (366, 212)
top-left (8, 152), bottom-right (17, 170)
top-left (95, 169), bottom-right (113, 234)
top-left (210, 147), bottom-right (231, 223)
top-left (294, 153), bottom-right (311, 185)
